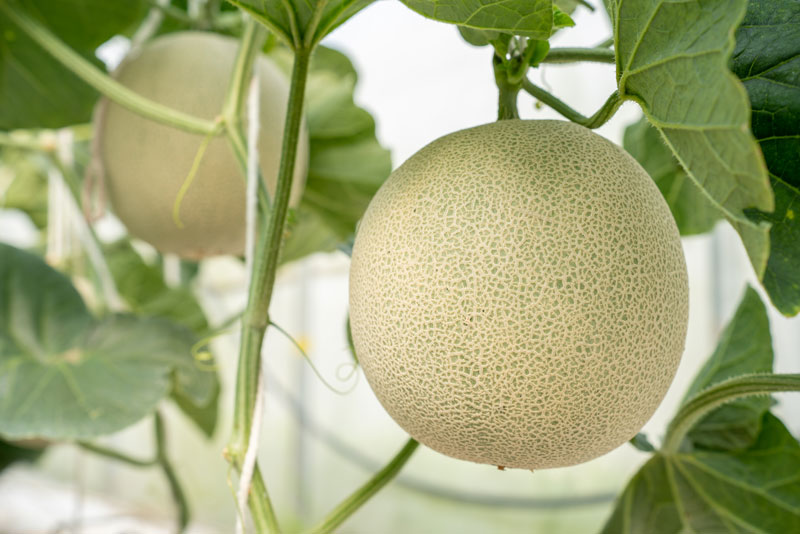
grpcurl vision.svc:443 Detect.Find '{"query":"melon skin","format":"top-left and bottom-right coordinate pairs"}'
top-left (349, 120), bottom-right (688, 470)
top-left (98, 32), bottom-right (309, 259)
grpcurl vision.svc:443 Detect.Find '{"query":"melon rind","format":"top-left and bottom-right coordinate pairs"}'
top-left (349, 120), bottom-right (689, 470)
top-left (98, 32), bottom-right (309, 259)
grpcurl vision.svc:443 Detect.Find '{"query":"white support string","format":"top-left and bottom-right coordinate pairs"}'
top-left (54, 129), bottom-right (126, 312)
top-left (236, 74), bottom-right (263, 534)
top-left (244, 75), bottom-right (261, 281)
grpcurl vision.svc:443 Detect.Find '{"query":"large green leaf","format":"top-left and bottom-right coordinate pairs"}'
top-left (402, 0), bottom-right (555, 39)
top-left (623, 116), bottom-right (721, 236)
top-left (227, 0), bottom-right (373, 47)
top-left (0, 0), bottom-right (147, 129)
top-left (607, 0), bottom-right (774, 277)
top-left (0, 243), bottom-right (207, 440)
top-left (681, 287), bottom-right (773, 451)
top-left (731, 0), bottom-right (800, 317)
top-left (600, 413), bottom-right (800, 534)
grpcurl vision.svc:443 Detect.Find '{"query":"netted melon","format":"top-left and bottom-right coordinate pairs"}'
top-left (349, 119), bottom-right (688, 470)
top-left (97, 32), bottom-right (308, 259)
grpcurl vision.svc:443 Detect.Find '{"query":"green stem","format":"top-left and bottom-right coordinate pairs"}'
top-left (249, 463), bottom-right (281, 533)
top-left (222, 18), bottom-right (266, 122)
top-left (541, 47), bottom-right (615, 64)
top-left (78, 441), bottom-right (156, 467)
top-left (0, 5), bottom-right (216, 135)
top-left (493, 55), bottom-right (521, 120)
top-left (522, 80), bottom-right (622, 129)
top-left (145, 0), bottom-right (195, 24)
top-left (226, 45), bottom-right (311, 534)
top-left (309, 439), bottom-right (420, 533)
top-left (0, 131), bottom-right (48, 151)
top-left (662, 373), bottom-right (800, 454)
top-left (155, 412), bottom-right (191, 534)
top-left (219, 18), bottom-right (271, 212)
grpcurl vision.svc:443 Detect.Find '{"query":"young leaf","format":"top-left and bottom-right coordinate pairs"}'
top-left (0, 0), bottom-right (148, 129)
top-left (680, 287), bottom-right (773, 451)
top-left (731, 0), bottom-right (800, 317)
top-left (623, 117), bottom-right (721, 236)
top-left (401, 0), bottom-right (555, 40)
top-left (0, 148), bottom-right (49, 229)
top-left (0, 243), bottom-right (208, 440)
top-left (227, 0), bottom-right (374, 47)
top-left (606, 0), bottom-right (774, 277)
top-left (600, 413), bottom-right (800, 533)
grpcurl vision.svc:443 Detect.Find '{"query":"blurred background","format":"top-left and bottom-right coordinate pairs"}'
top-left (1, 2), bottom-right (798, 533)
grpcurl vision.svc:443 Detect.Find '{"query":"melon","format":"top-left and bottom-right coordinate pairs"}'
top-left (349, 120), bottom-right (688, 470)
top-left (97, 32), bottom-right (309, 259)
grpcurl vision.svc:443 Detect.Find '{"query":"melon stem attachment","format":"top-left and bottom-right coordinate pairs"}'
top-left (661, 373), bottom-right (800, 454)
top-left (523, 80), bottom-right (622, 129)
top-left (172, 120), bottom-right (224, 228)
top-left (493, 54), bottom-right (522, 120)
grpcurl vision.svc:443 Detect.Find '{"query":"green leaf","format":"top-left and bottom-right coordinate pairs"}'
top-left (227, 0), bottom-right (374, 47)
top-left (0, 243), bottom-right (205, 440)
top-left (630, 432), bottom-right (655, 452)
top-left (608, 0), bottom-right (774, 277)
top-left (103, 240), bottom-right (208, 334)
top-left (0, 437), bottom-right (45, 472)
top-left (102, 240), bottom-right (219, 435)
top-left (624, 116), bottom-right (721, 236)
top-left (401, 0), bottom-right (555, 40)
top-left (173, 376), bottom-right (219, 438)
top-left (0, 0), bottom-right (147, 129)
top-left (681, 287), bottom-right (773, 451)
top-left (600, 413), bottom-right (800, 534)
top-left (731, 0), bottom-right (800, 317)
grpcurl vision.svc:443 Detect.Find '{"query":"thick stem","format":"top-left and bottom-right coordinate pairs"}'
top-left (226, 46), bottom-right (311, 534)
top-left (523, 80), bottom-right (622, 129)
top-left (1, 4), bottom-right (216, 135)
top-left (541, 47), bottom-right (615, 64)
top-left (493, 56), bottom-right (521, 121)
top-left (155, 412), bottom-right (191, 534)
top-left (662, 373), bottom-right (800, 454)
top-left (309, 439), bottom-right (420, 533)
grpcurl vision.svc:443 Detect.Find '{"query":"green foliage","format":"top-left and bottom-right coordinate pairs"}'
top-left (102, 239), bottom-right (219, 436)
top-left (731, 0), bottom-right (800, 317)
top-left (601, 413), bottom-right (800, 534)
top-left (0, 243), bottom-right (214, 440)
top-left (226, 0), bottom-right (373, 47)
top-left (607, 0), bottom-right (773, 277)
top-left (404, 0), bottom-right (555, 40)
top-left (681, 287), bottom-right (773, 451)
top-left (623, 117), bottom-right (720, 236)
top-left (0, 0), bottom-right (147, 129)
top-left (600, 287), bottom-right (800, 533)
